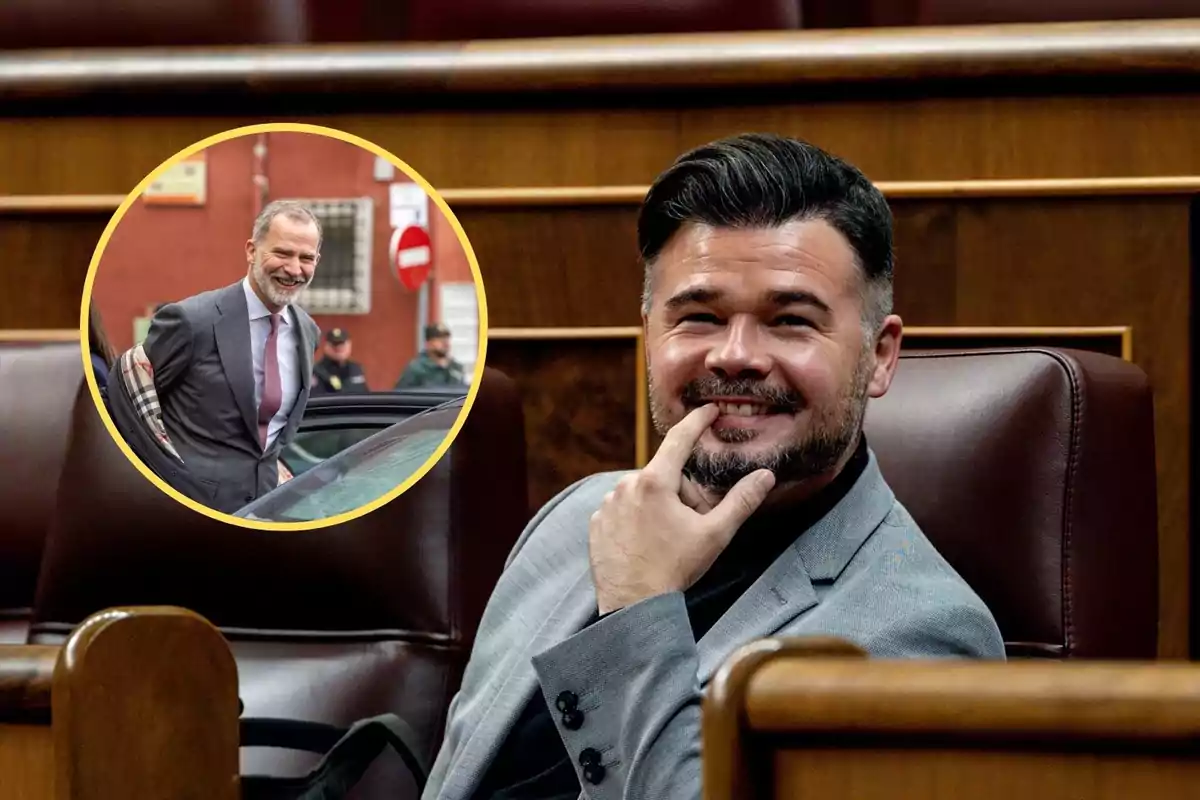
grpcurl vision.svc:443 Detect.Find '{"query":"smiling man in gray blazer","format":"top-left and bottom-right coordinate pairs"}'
top-left (424, 135), bottom-right (1004, 800)
top-left (143, 200), bottom-right (321, 514)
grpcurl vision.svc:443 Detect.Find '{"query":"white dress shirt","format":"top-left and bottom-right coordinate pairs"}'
top-left (243, 277), bottom-right (300, 451)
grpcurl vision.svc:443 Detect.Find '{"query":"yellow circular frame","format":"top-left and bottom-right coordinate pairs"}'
top-left (78, 122), bottom-right (490, 532)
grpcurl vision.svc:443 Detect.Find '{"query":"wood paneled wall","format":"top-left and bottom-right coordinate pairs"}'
top-left (0, 20), bottom-right (1196, 657)
top-left (488, 329), bottom-right (645, 514)
top-left (0, 213), bottom-right (106, 330)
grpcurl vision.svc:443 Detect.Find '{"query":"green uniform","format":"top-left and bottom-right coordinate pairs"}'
top-left (395, 351), bottom-right (466, 388)
top-left (312, 357), bottom-right (369, 395)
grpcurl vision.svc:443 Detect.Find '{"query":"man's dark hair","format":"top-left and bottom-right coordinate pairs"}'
top-left (637, 133), bottom-right (894, 331)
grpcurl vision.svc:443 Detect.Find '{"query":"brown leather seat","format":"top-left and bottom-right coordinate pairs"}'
top-left (0, 0), bottom-right (307, 49)
top-left (0, 342), bottom-right (83, 644)
top-left (362, 0), bottom-right (801, 42)
top-left (6, 0), bottom-right (800, 47)
top-left (915, 0), bottom-right (1200, 24)
top-left (30, 367), bottom-right (529, 798)
top-left (802, 0), bottom-right (1198, 27)
top-left (863, 348), bottom-right (1157, 659)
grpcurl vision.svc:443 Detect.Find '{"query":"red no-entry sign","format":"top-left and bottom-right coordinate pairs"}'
top-left (390, 225), bottom-right (432, 291)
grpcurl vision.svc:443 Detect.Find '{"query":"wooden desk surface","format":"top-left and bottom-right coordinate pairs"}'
top-left (1, 19), bottom-right (1199, 99)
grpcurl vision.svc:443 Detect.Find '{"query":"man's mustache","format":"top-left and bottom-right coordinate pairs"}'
top-left (680, 377), bottom-right (802, 412)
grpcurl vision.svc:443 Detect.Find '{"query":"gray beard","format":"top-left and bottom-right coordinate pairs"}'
top-left (649, 356), bottom-right (872, 494)
top-left (252, 258), bottom-right (305, 308)
top-left (684, 407), bottom-right (862, 493)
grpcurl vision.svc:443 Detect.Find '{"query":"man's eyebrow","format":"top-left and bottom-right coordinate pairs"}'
top-left (664, 288), bottom-right (720, 311)
top-left (664, 288), bottom-right (833, 315)
top-left (273, 246), bottom-right (316, 257)
top-left (768, 290), bottom-right (832, 315)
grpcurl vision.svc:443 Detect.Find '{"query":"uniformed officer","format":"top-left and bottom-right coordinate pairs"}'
top-left (311, 327), bottom-right (369, 395)
top-left (395, 322), bottom-right (467, 388)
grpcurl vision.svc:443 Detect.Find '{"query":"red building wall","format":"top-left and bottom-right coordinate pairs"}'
top-left (428, 205), bottom-right (476, 320)
top-left (92, 131), bottom-right (472, 390)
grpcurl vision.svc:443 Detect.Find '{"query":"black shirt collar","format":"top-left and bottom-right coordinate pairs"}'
top-left (715, 434), bottom-right (869, 563)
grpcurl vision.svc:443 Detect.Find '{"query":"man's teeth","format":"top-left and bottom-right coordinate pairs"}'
top-left (716, 402), bottom-right (767, 417)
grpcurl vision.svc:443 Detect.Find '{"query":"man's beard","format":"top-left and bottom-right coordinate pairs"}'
top-left (649, 352), bottom-right (873, 494)
top-left (252, 255), bottom-right (308, 308)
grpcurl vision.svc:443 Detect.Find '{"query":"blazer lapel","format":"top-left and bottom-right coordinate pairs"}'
top-left (295, 312), bottom-right (314, 407)
top-left (440, 567), bottom-right (597, 800)
top-left (696, 546), bottom-right (819, 683)
top-left (273, 307), bottom-right (313, 452)
top-left (213, 284), bottom-right (260, 446)
top-left (696, 451), bottom-right (896, 683)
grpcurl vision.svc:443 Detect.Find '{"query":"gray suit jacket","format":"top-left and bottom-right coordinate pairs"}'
top-left (424, 450), bottom-right (1004, 800)
top-left (143, 280), bottom-right (319, 514)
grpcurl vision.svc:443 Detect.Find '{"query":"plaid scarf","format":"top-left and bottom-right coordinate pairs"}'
top-left (114, 344), bottom-right (295, 485)
top-left (117, 344), bottom-right (183, 463)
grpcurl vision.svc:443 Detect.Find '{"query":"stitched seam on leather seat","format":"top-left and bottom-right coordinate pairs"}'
top-left (897, 347), bottom-right (1060, 361)
top-left (29, 621), bottom-right (461, 645)
top-left (1041, 350), bottom-right (1081, 658)
top-left (449, 444), bottom-right (463, 643)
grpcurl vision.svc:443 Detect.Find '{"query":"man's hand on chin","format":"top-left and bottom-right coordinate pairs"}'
top-left (587, 404), bottom-right (776, 616)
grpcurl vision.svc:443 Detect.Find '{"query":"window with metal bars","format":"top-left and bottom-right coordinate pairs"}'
top-left (292, 197), bottom-right (374, 314)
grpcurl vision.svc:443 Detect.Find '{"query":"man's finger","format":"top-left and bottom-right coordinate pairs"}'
top-left (706, 469), bottom-right (776, 539)
top-left (646, 404), bottom-right (719, 482)
top-left (679, 477), bottom-right (714, 514)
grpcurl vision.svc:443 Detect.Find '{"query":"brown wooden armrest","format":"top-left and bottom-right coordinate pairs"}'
top-left (704, 637), bottom-right (1200, 800)
top-left (0, 606), bottom-right (239, 800)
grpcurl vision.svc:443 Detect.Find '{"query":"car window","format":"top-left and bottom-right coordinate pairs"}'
top-left (235, 397), bottom-right (464, 523)
top-left (283, 428), bottom-right (385, 476)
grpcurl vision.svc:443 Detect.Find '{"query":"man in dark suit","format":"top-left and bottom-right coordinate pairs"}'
top-left (143, 200), bottom-right (321, 514)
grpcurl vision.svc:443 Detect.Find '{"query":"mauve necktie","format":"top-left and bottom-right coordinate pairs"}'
top-left (257, 313), bottom-right (282, 449)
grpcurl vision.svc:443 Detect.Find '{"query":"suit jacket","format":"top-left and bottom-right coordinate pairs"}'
top-left (424, 450), bottom-right (1004, 800)
top-left (143, 280), bottom-right (319, 514)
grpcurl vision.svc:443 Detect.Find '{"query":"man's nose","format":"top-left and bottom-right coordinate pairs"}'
top-left (704, 316), bottom-right (772, 378)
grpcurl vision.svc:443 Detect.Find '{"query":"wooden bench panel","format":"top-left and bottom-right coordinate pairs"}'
top-left (0, 607), bottom-right (238, 800)
top-left (705, 637), bottom-right (1200, 800)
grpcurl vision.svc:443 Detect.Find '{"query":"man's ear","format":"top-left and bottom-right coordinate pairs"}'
top-left (244, 239), bottom-right (256, 268)
top-left (641, 308), bottom-right (653, 378)
top-left (867, 315), bottom-right (903, 399)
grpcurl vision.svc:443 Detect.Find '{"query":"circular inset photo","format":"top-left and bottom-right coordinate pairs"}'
top-left (81, 123), bottom-right (487, 530)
